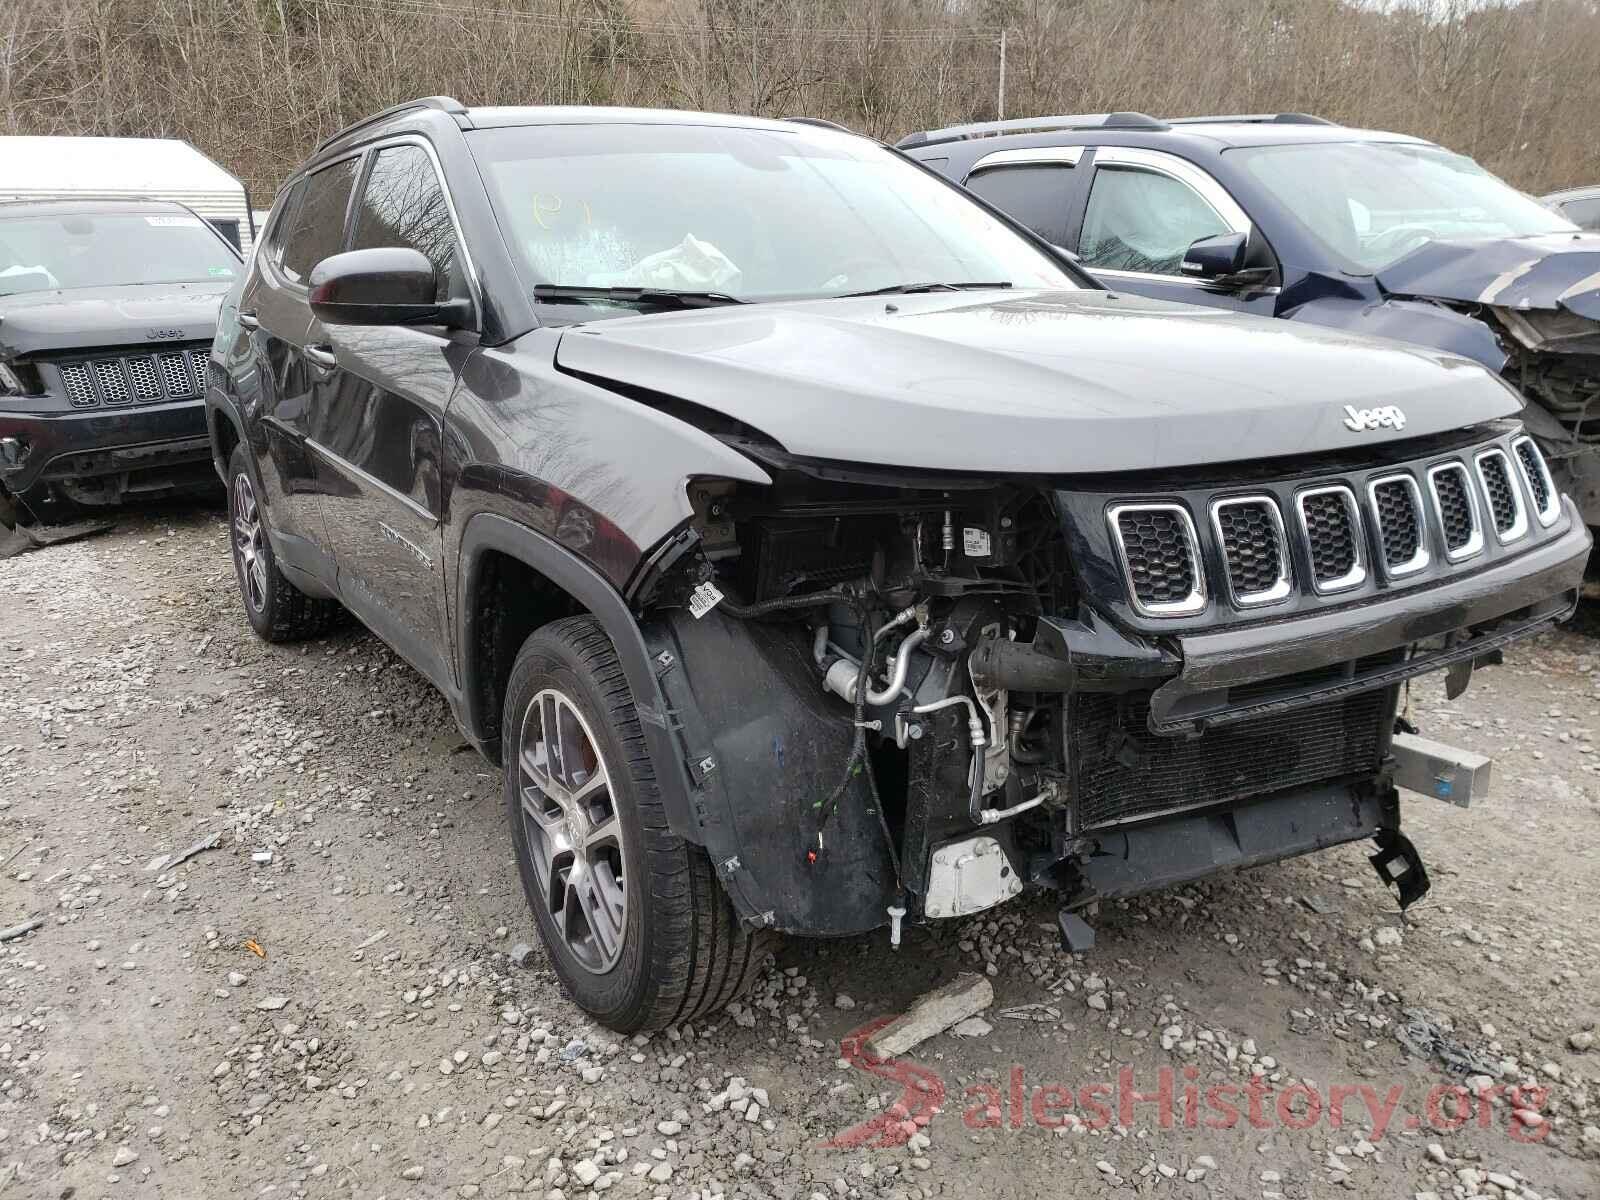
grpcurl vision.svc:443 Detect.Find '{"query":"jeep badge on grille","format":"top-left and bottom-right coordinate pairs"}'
top-left (1343, 404), bottom-right (1407, 432)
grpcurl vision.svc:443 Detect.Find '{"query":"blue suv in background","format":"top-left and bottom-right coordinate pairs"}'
top-left (901, 112), bottom-right (1600, 576)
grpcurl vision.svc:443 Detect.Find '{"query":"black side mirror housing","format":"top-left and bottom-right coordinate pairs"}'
top-left (308, 247), bottom-right (473, 328)
top-left (1180, 231), bottom-right (1250, 280)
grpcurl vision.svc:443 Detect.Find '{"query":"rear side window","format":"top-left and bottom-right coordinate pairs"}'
top-left (262, 186), bottom-right (302, 264)
top-left (279, 158), bottom-right (359, 282)
top-left (350, 144), bottom-right (460, 301)
top-left (966, 165), bottom-right (1075, 247)
top-left (1562, 196), bottom-right (1600, 231)
top-left (1078, 165), bottom-right (1230, 276)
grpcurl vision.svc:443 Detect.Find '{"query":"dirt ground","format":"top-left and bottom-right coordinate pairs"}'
top-left (2, 500), bottom-right (1597, 1200)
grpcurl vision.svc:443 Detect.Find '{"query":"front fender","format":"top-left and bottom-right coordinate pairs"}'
top-left (1282, 294), bottom-right (1508, 374)
top-left (455, 511), bottom-right (704, 842)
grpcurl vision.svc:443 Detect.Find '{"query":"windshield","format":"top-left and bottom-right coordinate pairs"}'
top-left (0, 212), bottom-right (240, 296)
top-left (1232, 141), bottom-right (1576, 272)
top-left (468, 123), bottom-right (1078, 305)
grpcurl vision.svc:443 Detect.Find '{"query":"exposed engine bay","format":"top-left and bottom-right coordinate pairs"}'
top-left (644, 471), bottom-right (1083, 939)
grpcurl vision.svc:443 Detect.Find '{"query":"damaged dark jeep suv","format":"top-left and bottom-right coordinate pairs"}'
top-left (1, 198), bottom-right (241, 521)
top-left (207, 98), bottom-right (1591, 1032)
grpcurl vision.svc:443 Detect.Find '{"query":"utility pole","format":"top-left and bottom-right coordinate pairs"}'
top-left (997, 29), bottom-right (1007, 121)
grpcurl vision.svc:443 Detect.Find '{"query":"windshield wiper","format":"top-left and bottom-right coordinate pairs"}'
top-left (840, 281), bottom-right (1014, 298)
top-left (532, 284), bottom-right (745, 310)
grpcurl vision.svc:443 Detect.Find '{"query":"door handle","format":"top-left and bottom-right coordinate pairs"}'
top-left (237, 310), bottom-right (260, 330)
top-left (304, 345), bottom-right (337, 370)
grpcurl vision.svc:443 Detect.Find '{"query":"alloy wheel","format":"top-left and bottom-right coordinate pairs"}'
top-left (518, 687), bottom-right (628, 973)
top-left (232, 472), bottom-right (268, 614)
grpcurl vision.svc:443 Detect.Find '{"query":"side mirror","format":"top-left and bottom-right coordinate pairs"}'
top-left (1179, 231), bottom-right (1249, 280)
top-left (308, 247), bottom-right (472, 328)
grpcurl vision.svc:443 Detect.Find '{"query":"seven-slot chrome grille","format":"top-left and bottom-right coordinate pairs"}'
top-left (1104, 432), bottom-right (1562, 619)
top-left (51, 347), bottom-right (210, 410)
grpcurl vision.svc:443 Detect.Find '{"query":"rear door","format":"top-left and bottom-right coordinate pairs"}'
top-left (240, 156), bottom-right (360, 561)
top-left (307, 140), bottom-right (476, 689)
top-left (1073, 147), bottom-right (1279, 317)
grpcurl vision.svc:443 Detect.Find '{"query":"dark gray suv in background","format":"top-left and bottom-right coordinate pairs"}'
top-left (1, 198), bottom-right (241, 521)
top-left (206, 97), bottom-right (1590, 1032)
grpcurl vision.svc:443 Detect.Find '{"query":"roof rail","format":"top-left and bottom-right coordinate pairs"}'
top-left (1163, 112), bottom-right (1337, 127)
top-left (896, 111), bottom-right (1167, 150)
top-left (316, 96), bottom-right (469, 153)
top-left (784, 116), bottom-right (857, 134)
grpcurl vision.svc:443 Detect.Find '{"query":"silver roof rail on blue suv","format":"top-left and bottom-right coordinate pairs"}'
top-left (1163, 112), bottom-right (1337, 126)
top-left (896, 111), bottom-right (1167, 149)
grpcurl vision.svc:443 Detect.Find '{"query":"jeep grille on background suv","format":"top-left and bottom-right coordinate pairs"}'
top-left (52, 347), bottom-right (210, 409)
top-left (1101, 431), bottom-right (1559, 619)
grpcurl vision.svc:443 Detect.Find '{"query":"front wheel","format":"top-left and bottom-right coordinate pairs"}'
top-left (226, 445), bottom-right (341, 642)
top-left (505, 616), bottom-right (771, 1032)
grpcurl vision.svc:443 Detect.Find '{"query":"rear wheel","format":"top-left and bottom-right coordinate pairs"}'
top-left (505, 616), bottom-right (771, 1032)
top-left (227, 445), bottom-right (341, 642)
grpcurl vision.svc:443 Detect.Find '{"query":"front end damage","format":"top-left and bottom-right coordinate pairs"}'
top-left (1372, 233), bottom-right (1600, 543)
top-left (1493, 305), bottom-right (1600, 542)
top-left (628, 420), bottom-right (1590, 944)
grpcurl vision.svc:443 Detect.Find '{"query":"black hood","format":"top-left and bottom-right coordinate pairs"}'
top-left (0, 281), bottom-right (230, 358)
top-left (553, 289), bottom-right (1523, 474)
top-left (1375, 231), bottom-right (1600, 320)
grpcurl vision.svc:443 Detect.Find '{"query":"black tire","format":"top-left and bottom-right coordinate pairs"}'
top-left (226, 445), bottom-right (341, 642)
top-left (505, 615), bottom-right (771, 1032)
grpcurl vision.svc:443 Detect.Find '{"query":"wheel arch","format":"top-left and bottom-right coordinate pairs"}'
top-left (456, 511), bottom-right (702, 841)
top-left (206, 394), bottom-right (246, 485)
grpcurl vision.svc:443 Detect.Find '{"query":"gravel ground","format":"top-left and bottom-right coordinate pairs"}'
top-left (2, 501), bottom-right (1597, 1200)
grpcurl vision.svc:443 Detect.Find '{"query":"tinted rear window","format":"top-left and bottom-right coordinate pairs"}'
top-left (280, 158), bottom-right (359, 282)
top-left (965, 164), bottom-right (1075, 247)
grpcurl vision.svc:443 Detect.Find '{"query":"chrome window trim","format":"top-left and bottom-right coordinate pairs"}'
top-left (1106, 502), bottom-right (1208, 618)
top-left (969, 145), bottom-right (1085, 174)
top-left (1511, 435), bottom-right (1561, 527)
top-left (1426, 461), bottom-right (1485, 562)
top-left (1364, 472), bottom-right (1431, 578)
top-left (1473, 448), bottom-right (1528, 543)
top-left (1294, 484), bottom-right (1367, 593)
top-left (1208, 495), bottom-right (1293, 607)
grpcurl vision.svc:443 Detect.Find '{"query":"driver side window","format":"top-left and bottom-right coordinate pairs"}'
top-left (1078, 165), bottom-right (1230, 276)
top-left (350, 144), bottom-right (463, 303)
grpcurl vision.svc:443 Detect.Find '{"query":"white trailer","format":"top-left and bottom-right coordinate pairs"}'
top-left (0, 136), bottom-right (254, 256)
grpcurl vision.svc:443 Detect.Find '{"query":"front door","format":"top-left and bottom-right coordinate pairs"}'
top-left (1074, 148), bottom-right (1279, 318)
top-left (309, 141), bottom-right (475, 690)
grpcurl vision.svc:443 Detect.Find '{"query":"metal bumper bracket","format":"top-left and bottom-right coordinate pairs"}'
top-left (1390, 731), bottom-right (1491, 808)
